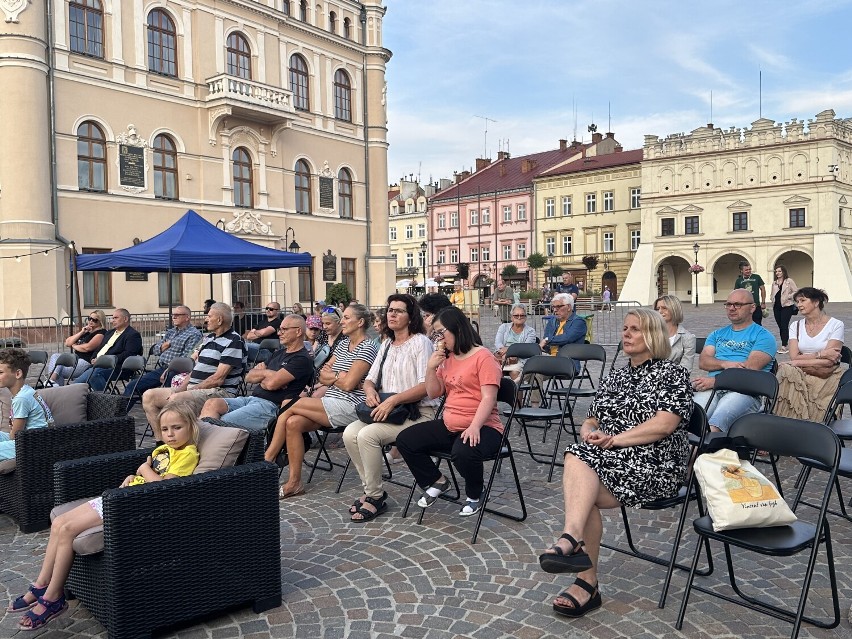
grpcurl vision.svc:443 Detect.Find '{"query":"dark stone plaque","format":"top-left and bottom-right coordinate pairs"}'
top-left (119, 145), bottom-right (146, 188)
top-left (319, 176), bottom-right (334, 209)
top-left (125, 272), bottom-right (148, 281)
top-left (322, 250), bottom-right (336, 281)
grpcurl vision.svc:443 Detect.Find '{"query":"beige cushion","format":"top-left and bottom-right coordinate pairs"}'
top-left (35, 384), bottom-right (89, 425)
top-left (0, 387), bottom-right (10, 429)
top-left (50, 498), bottom-right (104, 555)
top-left (193, 422), bottom-right (249, 473)
top-left (0, 458), bottom-right (15, 475)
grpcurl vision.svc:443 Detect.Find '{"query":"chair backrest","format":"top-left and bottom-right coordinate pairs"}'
top-left (504, 342), bottom-right (541, 360)
top-left (608, 340), bottom-right (623, 373)
top-left (519, 354), bottom-right (576, 379)
top-left (557, 343), bottom-right (607, 384)
top-left (258, 338), bottom-right (281, 352)
top-left (91, 355), bottom-right (117, 370)
top-left (167, 356), bottom-right (195, 374)
top-left (729, 413), bottom-right (840, 470)
top-left (54, 352), bottom-right (78, 368)
top-left (687, 402), bottom-right (708, 440)
top-left (823, 369), bottom-right (852, 423)
top-left (27, 350), bottom-right (48, 364)
top-left (709, 368), bottom-right (779, 412)
top-left (694, 337), bottom-right (706, 355)
top-left (120, 355), bottom-right (145, 372)
top-left (497, 376), bottom-right (518, 406)
top-left (841, 345), bottom-right (852, 367)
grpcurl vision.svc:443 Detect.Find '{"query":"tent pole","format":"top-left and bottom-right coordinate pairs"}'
top-left (69, 245), bottom-right (79, 334)
top-left (309, 260), bottom-right (315, 311)
top-left (168, 266), bottom-right (174, 328)
top-left (209, 273), bottom-right (213, 300)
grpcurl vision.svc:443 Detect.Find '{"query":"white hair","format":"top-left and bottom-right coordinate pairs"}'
top-left (552, 292), bottom-right (574, 307)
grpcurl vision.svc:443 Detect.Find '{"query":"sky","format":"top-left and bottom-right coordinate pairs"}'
top-left (382, 0), bottom-right (852, 186)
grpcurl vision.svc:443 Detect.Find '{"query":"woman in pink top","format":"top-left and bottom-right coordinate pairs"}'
top-left (396, 306), bottom-right (503, 517)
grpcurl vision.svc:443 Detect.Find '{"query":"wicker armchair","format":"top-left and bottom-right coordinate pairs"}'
top-left (52, 427), bottom-right (279, 639)
top-left (0, 392), bottom-right (133, 532)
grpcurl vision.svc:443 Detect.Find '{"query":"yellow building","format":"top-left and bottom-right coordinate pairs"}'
top-left (622, 110), bottom-right (852, 304)
top-left (388, 179), bottom-right (430, 285)
top-left (0, 0), bottom-right (393, 318)
top-left (534, 139), bottom-right (642, 298)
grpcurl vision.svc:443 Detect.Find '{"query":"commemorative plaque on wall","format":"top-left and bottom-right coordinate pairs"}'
top-left (319, 176), bottom-right (334, 209)
top-left (322, 250), bottom-right (337, 281)
top-left (119, 145), bottom-right (146, 189)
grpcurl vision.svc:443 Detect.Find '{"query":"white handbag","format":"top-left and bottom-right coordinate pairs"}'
top-left (693, 448), bottom-right (797, 531)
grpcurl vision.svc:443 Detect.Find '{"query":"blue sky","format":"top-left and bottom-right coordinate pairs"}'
top-left (382, 0), bottom-right (852, 186)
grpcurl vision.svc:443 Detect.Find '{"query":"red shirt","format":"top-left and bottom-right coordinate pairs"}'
top-left (437, 348), bottom-right (503, 433)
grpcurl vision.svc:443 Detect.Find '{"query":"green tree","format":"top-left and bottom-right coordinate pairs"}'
top-left (501, 264), bottom-right (518, 278)
top-left (325, 283), bottom-right (352, 307)
top-left (455, 262), bottom-right (470, 281)
top-left (527, 252), bottom-right (547, 287)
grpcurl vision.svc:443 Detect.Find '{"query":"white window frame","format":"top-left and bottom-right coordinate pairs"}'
top-left (437, 249), bottom-right (445, 264)
top-left (470, 209), bottom-right (478, 226)
top-left (603, 191), bottom-right (614, 212)
top-left (389, 226), bottom-right (397, 241)
top-left (404, 224), bottom-right (413, 240)
top-left (481, 208), bottom-right (490, 224)
top-left (450, 248), bottom-right (458, 262)
top-left (417, 223), bottom-right (426, 238)
top-left (517, 203), bottom-right (527, 220)
top-left (502, 244), bottom-right (512, 260)
top-left (405, 252), bottom-right (414, 267)
top-left (562, 235), bottom-right (572, 255)
top-left (630, 187), bottom-right (641, 209)
top-left (503, 205), bottom-right (512, 222)
top-left (562, 196), bottom-right (572, 216)
top-left (630, 229), bottom-right (641, 251)
top-left (517, 243), bottom-right (526, 259)
top-left (545, 198), bottom-right (555, 218)
top-left (603, 231), bottom-right (614, 252)
top-left (470, 247), bottom-right (479, 262)
top-left (450, 211), bottom-right (459, 228)
top-left (586, 193), bottom-right (596, 213)
top-left (437, 213), bottom-right (446, 229)
top-left (545, 237), bottom-right (555, 256)
top-left (482, 246), bottom-right (490, 261)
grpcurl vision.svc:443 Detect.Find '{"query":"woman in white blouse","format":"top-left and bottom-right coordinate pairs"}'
top-left (653, 295), bottom-right (696, 371)
top-left (775, 287), bottom-right (845, 420)
top-left (342, 294), bottom-right (440, 522)
top-left (494, 304), bottom-right (537, 380)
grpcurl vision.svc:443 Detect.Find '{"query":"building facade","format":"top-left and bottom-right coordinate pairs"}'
top-left (621, 110), bottom-right (852, 305)
top-left (534, 142), bottom-right (641, 297)
top-left (0, 0), bottom-right (393, 319)
top-left (388, 179), bottom-right (429, 284)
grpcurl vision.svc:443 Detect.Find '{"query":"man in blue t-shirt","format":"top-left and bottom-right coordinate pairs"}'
top-left (0, 349), bottom-right (52, 460)
top-left (692, 288), bottom-right (775, 433)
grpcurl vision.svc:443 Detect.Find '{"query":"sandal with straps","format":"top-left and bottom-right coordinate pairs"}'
top-left (349, 491), bottom-right (388, 515)
top-left (553, 577), bottom-right (602, 618)
top-left (18, 595), bottom-right (68, 631)
top-left (7, 584), bottom-right (47, 612)
top-left (350, 494), bottom-right (388, 523)
top-left (539, 532), bottom-right (594, 573)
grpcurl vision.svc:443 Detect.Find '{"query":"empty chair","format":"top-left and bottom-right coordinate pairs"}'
top-left (106, 355), bottom-right (145, 395)
top-left (26, 350), bottom-right (49, 388)
top-left (138, 356), bottom-right (195, 446)
top-left (552, 342), bottom-right (606, 406)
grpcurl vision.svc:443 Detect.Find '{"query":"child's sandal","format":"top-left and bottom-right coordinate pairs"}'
top-left (18, 595), bottom-right (68, 631)
top-left (7, 584), bottom-right (47, 612)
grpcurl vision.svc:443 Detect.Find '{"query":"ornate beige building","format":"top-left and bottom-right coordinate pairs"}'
top-left (387, 179), bottom-right (430, 285)
top-left (0, 0), bottom-right (393, 319)
top-left (622, 110), bottom-right (852, 304)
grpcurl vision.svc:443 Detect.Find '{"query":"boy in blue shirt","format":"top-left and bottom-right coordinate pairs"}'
top-left (0, 349), bottom-right (53, 461)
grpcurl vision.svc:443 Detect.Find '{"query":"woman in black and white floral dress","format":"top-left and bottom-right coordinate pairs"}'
top-left (538, 308), bottom-right (693, 619)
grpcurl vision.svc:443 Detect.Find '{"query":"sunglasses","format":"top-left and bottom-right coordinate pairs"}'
top-left (87, 317), bottom-right (100, 323)
top-left (265, 307), bottom-right (280, 312)
top-left (323, 307), bottom-right (342, 319)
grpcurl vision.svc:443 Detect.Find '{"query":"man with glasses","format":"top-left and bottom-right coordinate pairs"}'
top-left (540, 293), bottom-right (586, 362)
top-left (200, 315), bottom-right (313, 431)
top-left (123, 305), bottom-right (202, 408)
top-left (74, 308), bottom-right (143, 391)
top-left (691, 288), bottom-right (775, 433)
top-left (243, 301), bottom-right (283, 360)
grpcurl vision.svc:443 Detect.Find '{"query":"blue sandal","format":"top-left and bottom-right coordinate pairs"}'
top-left (7, 584), bottom-right (47, 612)
top-left (18, 595), bottom-right (68, 631)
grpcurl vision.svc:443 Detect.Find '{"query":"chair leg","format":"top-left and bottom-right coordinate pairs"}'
top-left (416, 460), bottom-right (460, 524)
top-left (674, 529), bottom-right (705, 630)
top-left (473, 451), bottom-right (527, 544)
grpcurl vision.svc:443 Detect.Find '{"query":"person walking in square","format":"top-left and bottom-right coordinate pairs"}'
top-left (734, 261), bottom-right (766, 325)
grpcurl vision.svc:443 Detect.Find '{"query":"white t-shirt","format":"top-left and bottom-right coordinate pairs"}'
top-left (793, 317), bottom-right (844, 353)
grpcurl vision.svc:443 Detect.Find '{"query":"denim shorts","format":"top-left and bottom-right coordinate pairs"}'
top-left (222, 396), bottom-right (280, 431)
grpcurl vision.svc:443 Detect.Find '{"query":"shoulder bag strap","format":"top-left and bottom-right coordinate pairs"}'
top-left (374, 340), bottom-right (392, 392)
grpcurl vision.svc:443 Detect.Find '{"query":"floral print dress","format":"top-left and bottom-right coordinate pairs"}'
top-left (565, 358), bottom-right (693, 506)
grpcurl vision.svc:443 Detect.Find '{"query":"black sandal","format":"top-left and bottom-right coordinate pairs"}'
top-left (349, 491), bottom-right (387, 515)
top-left (553, 577), bottom-right (601, 618)
top-left (350, 494), bottom-right (388, 522)
top-left (539, 532), bottom-right (593, 573)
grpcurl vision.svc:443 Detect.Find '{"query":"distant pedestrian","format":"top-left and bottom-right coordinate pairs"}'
top-left (601, 286), bottom-right (611, 312)
top-left (734, 261), bottom-right (766, 325)
top-left (770, 265), bottom-right (798, 353)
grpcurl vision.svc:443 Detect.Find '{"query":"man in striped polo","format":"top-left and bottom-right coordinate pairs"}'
top-left (142, 302), bottom-right (246, 433)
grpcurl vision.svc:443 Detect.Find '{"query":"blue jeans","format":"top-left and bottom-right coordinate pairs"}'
top-left (0, 431), bottom-right (15, 460)
top-left (74, 367), bottom-right (113, 391)
top-left (220, 396), bottom-right (279, 431)
top-left (123, 368), bottom-right (173, 409)
top-left (693, 389), bottom-right (761, 433)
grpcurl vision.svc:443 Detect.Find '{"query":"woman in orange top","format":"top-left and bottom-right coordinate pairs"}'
top-left (396, 306), bottom-right (503, 516)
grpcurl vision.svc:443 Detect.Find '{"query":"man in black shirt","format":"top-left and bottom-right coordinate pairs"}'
top-left (244, 301), bottom-right (283, 360)
top-left (200, 314), bottom-right (313, 430)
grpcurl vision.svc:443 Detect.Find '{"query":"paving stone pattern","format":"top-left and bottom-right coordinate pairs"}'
top-left (2, 302), bottom-right (852, 638)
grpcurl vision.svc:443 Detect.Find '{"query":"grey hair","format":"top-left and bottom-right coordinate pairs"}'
top-left (210, 302), bottom-right (232, 327)
top-left (511, 304), bottom-right (528, 315)
top-left (552, 292), bottom-right (574, 307)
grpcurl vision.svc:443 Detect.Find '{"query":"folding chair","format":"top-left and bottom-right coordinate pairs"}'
top-left (255, 338), bottom-right (281, 365)
top-left (508, 355), bottom-right (577, 481)
top-left (304, 423), bottom-right (351, 493)
top-left (106, 355), bottom-right (145, 395)
top-left (501, 342), bottom-right (541, 402)
top-left (138, 356), bottom-right (195, 446)
top-left (26, 350), bottom-right (49, 388)
top-left (44, 352), bottom-right (77, 385)
top-left (601, 404), bottom-right (714, 601)
top-left (86, 355), bottom-right (117, 392)
top-left (841, 345), bottom-right (852, 367)
top-left (675, 414), bottom-right (841, 639)
top-left (401, 377), bottom-right (526, 543)
top-left (552, 342), bottom-right (606, 406)
top-left (608, 340), bottom-right (624, 374)
top-left (694, 337), bottom-right (706, 355)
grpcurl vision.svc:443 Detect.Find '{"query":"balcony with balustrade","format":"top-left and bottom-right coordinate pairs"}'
top-left (205, 74), bottom-right (295, 124)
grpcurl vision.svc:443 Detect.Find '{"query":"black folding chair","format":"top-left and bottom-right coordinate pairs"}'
top-left (45, 352), bottom-right (77, 385)
top-left (107, 355), bottom-right (145, 395)
top-left (86, 355), bottom-right (117, 392)
top-left (138, 356), bottom-right (195, 446)
top-left (400, 377), bottom-right (526, 543)
top-left (675, 414), bottom-right (841, 639)
top-left (551, 342), bottom-right (606, 406)
top-left (694, 337), bottom-right (707, 356)
top-left (501, 342), bottom-right (541, 401)
top-left (608, 340), bottom-right (624, 374)
top-left (26, 350), bottom-right (49, 388)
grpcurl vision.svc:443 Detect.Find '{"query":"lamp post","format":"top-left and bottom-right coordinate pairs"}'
top-left (420, 241), bottom-right (427, 287)
top-left (692, 242), bottom-right (700, 307)
top-left (285, 226), bottom-right (299, 253)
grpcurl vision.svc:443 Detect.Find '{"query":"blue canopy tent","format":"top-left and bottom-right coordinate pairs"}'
top-left (74, 210), bottom-right (313, 324)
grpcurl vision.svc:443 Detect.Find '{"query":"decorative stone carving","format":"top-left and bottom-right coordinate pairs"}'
top-left (1, 0), bottom-right (30, 23)
top-left (115, 124), bottom-right (149, 194)
top-left (319, 160), bottom-right (334, 178)
top-left (224, 210), bottom-right (274, 236)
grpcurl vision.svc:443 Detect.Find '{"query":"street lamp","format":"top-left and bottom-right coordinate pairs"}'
top-left (692, 242), bottom-right (700, 307)
top-left (285, 226), bottom-right (300, 253)
top-left (420, 241), bottom-right (427, 286)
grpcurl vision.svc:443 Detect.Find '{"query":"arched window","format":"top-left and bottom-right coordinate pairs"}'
top-left (153, 134), bottom-right (178, 200)
top-left (77, 121), bottom-right (107, 192)
top-left (333, 69), bottom-right (352, 122)
top-left (328, 11), bottom-right (336, 33)
top-left (233, 148), bottom-right (253, 208)
top-left (343, 17), bottom-right (351, 40)
top-left (69, 0), bottom-right (104, 58)
top-left (226, 33), bottom-right (251, 80)
top-left (289, 54), bottom-right (310, 112)
top-left (147, 9), bottom-right (177, 77)
top-left (299, 0), bottom-right (307, 21)
top-left (338, 168), bottom-right (352, 219)
top-left (295, 160), bottom-right (311, 215)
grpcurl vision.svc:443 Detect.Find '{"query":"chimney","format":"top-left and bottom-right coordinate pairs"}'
top-left (521, 159), bottom-right (537, 174)
top-left (606, 132), bottom-right (615, 139)
top-left (570, 140), bottom-right (583, 150)
top-left (460, 170), bottom-right (471, 181)
top-left (475, 157), bottom-right (492, 172)
top-left (499, 163), bottom-right (507, 177)
top-left (559, 139), bottom-right (568, 151)
top-left (592, 132), bottom-right (603, 143)
top-left (497, 150), bottom-right (510, 161)
top-left (453, 172), bottom-right (462, 184)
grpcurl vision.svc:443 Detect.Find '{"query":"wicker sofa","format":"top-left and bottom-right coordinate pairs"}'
top-left (52, 424), bottom-right (280, 639)
top-left (0, 385), bottom-right (133, 532)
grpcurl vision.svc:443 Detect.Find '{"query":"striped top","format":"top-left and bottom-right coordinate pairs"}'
top-left (189, 329), bottom-right (246, 394)
top-left (326, 336), bottom-right (378, 405)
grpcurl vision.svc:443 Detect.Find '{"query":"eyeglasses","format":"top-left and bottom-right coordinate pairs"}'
top-left (172, 313), bottom-right (188, 317)
top-left (723, 302), bottom-right (753, 309)
top-left (265, 307), bottom-right (280, 312)
top-left (511, 314), bottom-right (527, 318)
top-left (386, 307), bottom-right (408, 315)
top-left (87, 317), bottom-right (100, 323)
top-left (278, 326), bottom-right (300, 332)
top-left (550, 304), bottom-right (566, 310)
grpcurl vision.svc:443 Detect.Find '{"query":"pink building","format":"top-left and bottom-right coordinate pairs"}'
top-left (429, 140), bottom-right (594, 290)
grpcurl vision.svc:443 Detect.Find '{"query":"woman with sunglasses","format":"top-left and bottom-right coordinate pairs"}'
top-left (45, 310), bottom-right (108, 386)
top-left (265, 304), bottom-right (377, 498)
top-left (396, 306), bottom-right (503, 517)
top-left (494, 304), bottom-right (537, 381)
